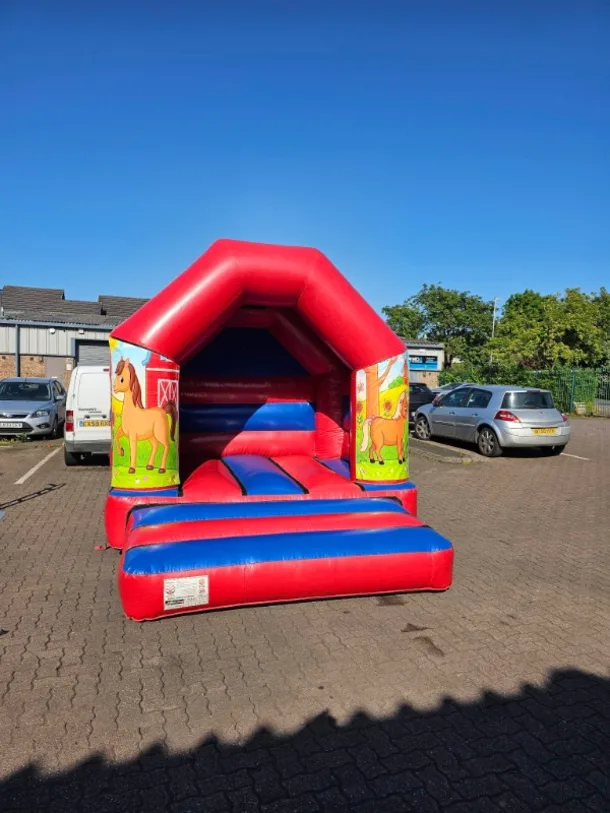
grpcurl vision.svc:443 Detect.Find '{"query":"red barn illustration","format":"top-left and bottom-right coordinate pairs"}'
top-left (143, 352), bottom-right (179, 408)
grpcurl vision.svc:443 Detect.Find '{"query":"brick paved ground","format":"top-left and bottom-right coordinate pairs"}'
top-left (0, 420), bottom-right (608, 812)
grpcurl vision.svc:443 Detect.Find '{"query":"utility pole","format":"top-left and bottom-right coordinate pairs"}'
top-left (490, 297), bottom-right (501, 363)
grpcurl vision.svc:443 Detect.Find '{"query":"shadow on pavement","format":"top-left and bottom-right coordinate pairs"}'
top-left (0, 482), bottom-right (65, 511)
top-left (1, 667), bottom-right (608, 812)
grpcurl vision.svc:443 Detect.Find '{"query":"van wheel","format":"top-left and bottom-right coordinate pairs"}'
top-left (477, 427), bottom-right (502, 457)
top-left (64, 446), bottom-right (79, 466)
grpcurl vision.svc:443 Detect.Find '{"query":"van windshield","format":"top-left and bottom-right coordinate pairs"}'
top-left (501, 391), bottom-right (555, 410)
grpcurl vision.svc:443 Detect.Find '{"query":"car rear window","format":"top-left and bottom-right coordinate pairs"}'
top-left (501, 390), bottom-right (555, 409)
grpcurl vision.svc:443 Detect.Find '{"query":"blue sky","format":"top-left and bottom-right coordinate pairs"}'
top-left (1, 1), bottom-right (608, 315)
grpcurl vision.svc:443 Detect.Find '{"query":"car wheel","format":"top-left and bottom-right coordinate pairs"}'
top-left (415, 416), bottom-right (432, 441)
top-left (477, 426), bottom-right (502, 457)
top-left (541, 445), bottom-right (564, 456)
top-left (64, 446), bottom-right (79, 466)
top-left (50, 417), bottom-right (60, 439)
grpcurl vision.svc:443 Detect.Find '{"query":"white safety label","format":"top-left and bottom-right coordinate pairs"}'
top-left (164, 575), bottom-right (209, 611)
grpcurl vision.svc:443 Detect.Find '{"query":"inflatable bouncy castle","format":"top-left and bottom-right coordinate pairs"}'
top-left (105, 240), bottom-right (453, 621)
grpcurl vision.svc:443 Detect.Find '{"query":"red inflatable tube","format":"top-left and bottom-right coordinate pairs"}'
top-left (112, 240), bottom-right (405, 369)
top-left (228, 308), bottom-right (275, 329)
top-left (315, 368), bottom-right (348, 459)
top-left (105, 491), bottom-right (176, 549)
top-left (119, 548), bottom-right (453, 622)
top-left (181, 459), bottom-right (243, 500)
top-left (125, 510), bottom-right (426, 550)
top-left (270, 311), bottom-right (340, 376)
top-left (398, 487), bottom-right (417, 515)
top-left (107, 480), bottom-right (419, 550)
top-left (180, 430), bottom-right (315, 460)
top-left (272, 455), bottom-right (361, 497)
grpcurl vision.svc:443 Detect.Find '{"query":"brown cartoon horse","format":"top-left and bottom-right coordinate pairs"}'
top-left (360, 390), bottom-right (407, 465)
top-left (113, 358), bottom-right (177, 475)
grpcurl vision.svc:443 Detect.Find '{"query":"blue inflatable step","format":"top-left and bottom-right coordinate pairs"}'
top-left (123, 525), bottom-right (452, 575)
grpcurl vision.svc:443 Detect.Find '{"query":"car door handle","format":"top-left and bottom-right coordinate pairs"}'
top-left (448, 411), bottom-right (456, 415)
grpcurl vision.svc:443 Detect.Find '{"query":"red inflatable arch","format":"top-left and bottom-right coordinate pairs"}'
top-left (105, 239), bottom-right (453, 621)
top-left (116, 239), bottom-right (405, 369)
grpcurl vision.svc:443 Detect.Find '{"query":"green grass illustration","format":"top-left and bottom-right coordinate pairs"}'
top-left (111, 412), bottom-right (179, 489)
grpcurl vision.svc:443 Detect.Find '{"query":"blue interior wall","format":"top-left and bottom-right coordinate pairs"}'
top-left (182, 328), bottom-right (309, 377)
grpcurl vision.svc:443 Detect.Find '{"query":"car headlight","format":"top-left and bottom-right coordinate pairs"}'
top-left (31, 409), bottom-right (51, 418)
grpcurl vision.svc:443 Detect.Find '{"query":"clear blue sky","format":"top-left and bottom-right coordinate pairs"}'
top-left (1, 1), bottom-right (608, 314)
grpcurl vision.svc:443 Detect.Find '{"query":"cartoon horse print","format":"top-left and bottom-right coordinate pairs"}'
top-left (112, 358), bottom-right (178, 475)
top-left (360, 390), bottom-right (407, 465)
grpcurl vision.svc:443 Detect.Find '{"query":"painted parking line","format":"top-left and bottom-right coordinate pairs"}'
top-left (562, 453), bottom-right (590, 461)
top-left (14, 446), bottom-right (62, 485)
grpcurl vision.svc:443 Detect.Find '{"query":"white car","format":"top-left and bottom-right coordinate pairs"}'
top-left (64, 365), bottom-right (111, 465)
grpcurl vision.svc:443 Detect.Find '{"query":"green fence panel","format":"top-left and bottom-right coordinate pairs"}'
top-left (594, 368), bottom-right (610, 417)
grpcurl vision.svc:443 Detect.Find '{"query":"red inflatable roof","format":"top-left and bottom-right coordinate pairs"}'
top-left (112, 239), bottom-right (405, 370)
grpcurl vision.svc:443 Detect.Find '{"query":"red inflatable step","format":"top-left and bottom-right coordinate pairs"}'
top-left (125, 508), bottom-right (426, 549)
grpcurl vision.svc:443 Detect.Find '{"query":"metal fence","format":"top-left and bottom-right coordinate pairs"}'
top-left (529, 369), bottom-right (610, 417)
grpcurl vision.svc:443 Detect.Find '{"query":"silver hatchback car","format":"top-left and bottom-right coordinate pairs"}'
top-left (414, 384), bottom-right (571, 457)
top-left (0, 377), bottom-right (66, 438)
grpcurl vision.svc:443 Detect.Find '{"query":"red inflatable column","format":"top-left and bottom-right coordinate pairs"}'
top-left (315, 370), bottom-right (347, 459)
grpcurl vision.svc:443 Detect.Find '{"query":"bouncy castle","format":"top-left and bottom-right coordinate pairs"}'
top-left (105, 240), bottom-right (453, 621)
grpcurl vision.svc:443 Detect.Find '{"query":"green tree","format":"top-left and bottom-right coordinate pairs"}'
top-left (593, 287), bottom-right (610, 364)
top-left (382, 284), bottom-right (493, 365)
top-left (562, 288), bottom-right (606, 366)
top-left (381, 303), bottom-right (425, 340)
top-left (492, 288), bottom-right (607, 368)
top-left (490, 290), bottom-right (559, 367)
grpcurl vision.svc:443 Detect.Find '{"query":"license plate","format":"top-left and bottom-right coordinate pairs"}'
top-left (0, 422), bottom-right (22, 429)
top-left (80, 420), bottom-right (110, 427)
top-left (532, 428), bottom-right (557, 435)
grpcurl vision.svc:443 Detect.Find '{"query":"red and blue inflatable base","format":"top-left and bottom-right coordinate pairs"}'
top-left (117, 497), bottom-right (453, 621)
top-left (106, 456), bottom-right (452, 622)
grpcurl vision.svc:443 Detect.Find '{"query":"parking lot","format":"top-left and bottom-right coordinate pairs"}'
top-left (0, 419), bottom-right (609, 812)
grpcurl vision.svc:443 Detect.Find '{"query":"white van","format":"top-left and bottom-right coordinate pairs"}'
top-left (64, 365), bottom-right (111, 465)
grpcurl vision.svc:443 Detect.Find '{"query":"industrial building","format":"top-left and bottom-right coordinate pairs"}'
top-left (0, 285), bottom-right (445, 389)
top-left (401, 337), bottom-right (446, 387)
top-left (0, 285), bottom-right (147, 386)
